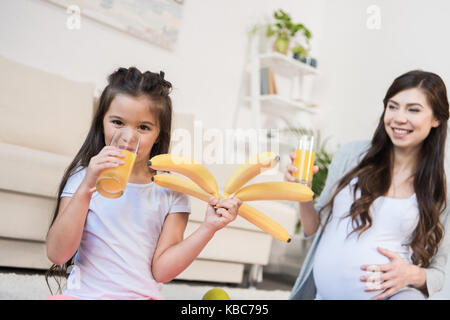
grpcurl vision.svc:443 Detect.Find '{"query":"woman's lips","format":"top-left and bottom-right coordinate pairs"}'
top-left (391, 127), bottom-right (412, 139)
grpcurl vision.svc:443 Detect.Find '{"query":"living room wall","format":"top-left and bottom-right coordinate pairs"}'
top-left (0, 0), bottom-right (325, 134)
top-left (1, 0), bottom-right (448, 171)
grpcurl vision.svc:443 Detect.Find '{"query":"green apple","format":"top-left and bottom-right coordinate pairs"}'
top-left (202, 288), bottom-right (231, 300)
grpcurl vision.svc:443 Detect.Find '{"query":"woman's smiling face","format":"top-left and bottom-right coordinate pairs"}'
top-left (384, 87), bottom-right (440, 151)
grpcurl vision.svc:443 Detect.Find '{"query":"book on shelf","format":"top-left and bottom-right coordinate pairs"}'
top-left (268, 68), bottom-right (277, 95)
top-left (260, 67), bottom-right (277, 95)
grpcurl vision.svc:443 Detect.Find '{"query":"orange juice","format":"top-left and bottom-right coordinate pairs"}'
top-left (96, 150), bottom-right (137, 199)
top-left (293, 149), bottom-right (315, 183)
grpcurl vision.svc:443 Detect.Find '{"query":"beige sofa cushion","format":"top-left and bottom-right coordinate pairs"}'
top-left (185, 221), bottom-right (273, 265)
top-left (0, 142), bottom-right (72, 242)
top-left (0, 55), bottom-right (94, 157)
top-left (0, 238), bottom-right (52, 269)
top-left (0, 142), bottom-right (72, 198)
top-left (0, 190), bottom-right (55, 242)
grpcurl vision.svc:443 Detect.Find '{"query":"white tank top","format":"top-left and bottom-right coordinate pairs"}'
top-left (313, 178), bottom-right (419, 300)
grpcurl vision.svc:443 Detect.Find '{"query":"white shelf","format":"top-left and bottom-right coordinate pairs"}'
top-left (244, 94), bottom-right (317, 115)
top-left (258, 52), bottom-right (319, 78)
top-left (241, 33), bottom-right (319, 130)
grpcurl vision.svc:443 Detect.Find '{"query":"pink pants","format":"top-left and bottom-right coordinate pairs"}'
top-left (45, 295), bottom-right (82, 300)
top-left (45, 295), bottom-right (159, 300)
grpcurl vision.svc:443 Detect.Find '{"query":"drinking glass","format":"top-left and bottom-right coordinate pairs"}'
top-left (96, 129), bottom-right (140, 199)
top-left (293, 135), bottom-right (315, 185)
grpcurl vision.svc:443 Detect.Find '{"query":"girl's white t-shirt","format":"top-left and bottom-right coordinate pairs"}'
top-left (61, 167), bottom-right (191, 300)
top-left (313, 178), bottom-right (420, 300)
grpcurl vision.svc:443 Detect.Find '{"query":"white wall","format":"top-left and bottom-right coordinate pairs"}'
top-left (0, 0), bottom-right (324, 131)
top-left (313, 0), bottom-right (450, 152)
top-left (1, 0), bottom-right (447, 161)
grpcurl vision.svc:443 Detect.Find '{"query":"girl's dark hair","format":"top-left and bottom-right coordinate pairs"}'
top-left (320, 70), bottom-right (448, 268)
top-left (45, 67), bottom-right (173, 294)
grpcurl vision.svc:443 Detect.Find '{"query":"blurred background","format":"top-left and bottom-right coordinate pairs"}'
top-left (1, 0), bottom-right (449, 299)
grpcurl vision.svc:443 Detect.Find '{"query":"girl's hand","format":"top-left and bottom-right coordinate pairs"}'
top-left (360, 247), bottom-right (424, 300)
top-left (202, 197), bottom-right (242, 233)
top-left (284, 152), bottom-right (319, 187)
top-left (81, 146), bottom-right (126, 193)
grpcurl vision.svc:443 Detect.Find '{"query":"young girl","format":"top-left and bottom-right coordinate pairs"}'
top-left (286, 70), bottom-right (449, 300)
top-left (45, 67), bottom-right (241, 300)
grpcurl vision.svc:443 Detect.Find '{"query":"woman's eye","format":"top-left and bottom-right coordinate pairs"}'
top-left (388, 105), bottom-right (397, 110)
top-left (112, 120), bottom-right (123, 125)
top-left (409, 108), bottom-right (420, 113)
top-left (139, 125), bottom-right (150, 131)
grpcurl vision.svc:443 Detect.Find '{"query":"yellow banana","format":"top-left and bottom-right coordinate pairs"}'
top-left (234, 181), bottom-right (314, 202)
top-left (149, 153), bottom-right (307, 243)
top-left (149, 154), bottom-right (219, 197)
top-left (223, 152), bottom-right (280, 198)
top-left (152, 174), bottom-right (290, 242)
top-left (152, 174), bottom-right (213, 202)
top-left (239, 203), bottom-right (291, 242)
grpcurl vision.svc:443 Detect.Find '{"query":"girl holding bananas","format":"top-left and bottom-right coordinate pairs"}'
top-left (286, 70), bottom-right (450, 300)
top-left (45, 67), bottom-right (241, 300)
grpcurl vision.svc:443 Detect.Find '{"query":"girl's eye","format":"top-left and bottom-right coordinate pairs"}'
top-left (409, 108), bottom-right (420, 113)
top-left (139, 125), bottom-right (150, 131)
top-left (388, 105), bottom-right (397, 110)
top-left (112, 120), bottom-right (123, 125)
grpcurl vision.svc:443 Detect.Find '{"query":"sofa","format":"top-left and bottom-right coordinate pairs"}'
top-left (0, 55), bottom-right (298, 285)
top-left (0, 55), bottom-right (94, 269)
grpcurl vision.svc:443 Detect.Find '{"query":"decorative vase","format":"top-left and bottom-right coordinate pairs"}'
top-left (273, 37), bottom-right (290, 54)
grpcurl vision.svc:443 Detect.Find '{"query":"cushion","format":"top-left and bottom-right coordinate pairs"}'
top-left (0, 55), bottom-right (94, 157)
top-left (0, 142), bottom-right (71, 198)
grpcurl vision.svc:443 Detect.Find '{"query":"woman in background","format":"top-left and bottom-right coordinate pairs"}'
top-left (286, 70), bottom-right (449, 300)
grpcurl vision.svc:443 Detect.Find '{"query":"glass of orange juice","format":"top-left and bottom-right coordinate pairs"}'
top-left (96, 129), bottom-right (140, 199)
top-left (293, 135), bottom-right (315, 185)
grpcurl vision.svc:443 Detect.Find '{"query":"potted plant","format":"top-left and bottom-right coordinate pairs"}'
top-left (292, 30), bottom-right (312, 62)
top-left (266, 9), bottom-right (312, 55)
top-left (292, 44), bottom-right (309, 62)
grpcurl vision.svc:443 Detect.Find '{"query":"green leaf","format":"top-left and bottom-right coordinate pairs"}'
top-left (285, 21), bottom-right (293, 30)
top-left (274, 10), bottom-right (283, 20)
top-left (269, 9), bottom-right (314, 59)
top-left (294, 24), bottom-right (304, 32)
top-left (304, 28), bottom-right (312, 39)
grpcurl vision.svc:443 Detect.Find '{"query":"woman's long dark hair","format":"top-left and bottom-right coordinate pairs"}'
top-left (45, 67), bottom-right (173, 294)
top-left (320, 70), bottom-right (448, 268)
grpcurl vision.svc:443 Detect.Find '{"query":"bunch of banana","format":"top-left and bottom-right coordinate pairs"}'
top-left (149, 152), bottom-right (314, 242)
top-left (223, 152), bottom-right (280, 198)
top-left (234, 181), bottom-right (313, 202)
top-left (152, 174), bottom-right (291, 242)
top-left (148, 154), bottom-right (219, 198)
top-left (152, 174), bottom-right (212, 202)
top-left (238, 203), bottom-right (291, 242)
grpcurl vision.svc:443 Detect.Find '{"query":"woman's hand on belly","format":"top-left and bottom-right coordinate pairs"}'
top-left (359, 247), bottom-right (425, 300)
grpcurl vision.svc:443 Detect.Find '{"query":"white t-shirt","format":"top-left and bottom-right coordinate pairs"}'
top-left (313, 178), bottom-right (419, 300)
top-left (61, 167), bottom-right (191, 300)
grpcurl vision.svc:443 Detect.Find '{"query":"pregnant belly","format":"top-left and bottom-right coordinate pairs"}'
top-left (313, 240), bottom-right (408, 300)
